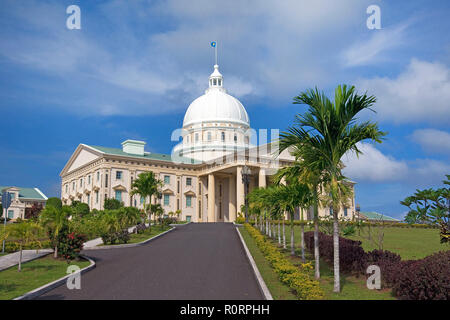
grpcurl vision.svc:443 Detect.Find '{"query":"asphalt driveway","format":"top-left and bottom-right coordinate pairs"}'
top-left (38, 223), bottom-right (263, 300)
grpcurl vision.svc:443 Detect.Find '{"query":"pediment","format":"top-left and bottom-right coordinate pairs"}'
top-left (61, 144), bottom-right (103, 176)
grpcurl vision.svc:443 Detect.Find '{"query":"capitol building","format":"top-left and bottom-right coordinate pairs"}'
top-left (60, 63), bottom-right (356, 222)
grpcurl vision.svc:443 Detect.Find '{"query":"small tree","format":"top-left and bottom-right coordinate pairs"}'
top-left (9, 221), bottom-right (42, 271)
top-left (46, 197), bottom-right (62, 209)
top-left (104, 198), bottom-right (123, 210)
top-left (39, 205), bottom-right (70, 258)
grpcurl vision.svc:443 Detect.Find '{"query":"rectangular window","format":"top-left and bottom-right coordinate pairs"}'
top-left (65, 184), bottom-right (68, 193)
top-left (164, 194), bottom-right (170, 206)
top-left (344, 207), bottom-right (348, 217)
top-left (116, 171), bottom-right (122, 180)
top-left (97, 171), bottom-right (100, 181)
top-left (87, 194), bottom-right (90, 206)
top-left (207, 132), bottom-right (212, 141)
top-left (234, 134), bottom-right (237, 143)
top-left (177, 198), bottom-right (180, 210)
top-left (177, 181), bottom-right (180, 193)
top-left (186, 215), bottom-right (191, 222)
top-left (95, 191), bottom-right (99, 204)
top-left (199, 183), bottom-right (201, 195)
top-left (198, 200), bottom-right (201, 218)
top-left (105, 174), bottom-right (109, 188)
top-left (186, 196), bottom-right (192, 207)
top-left (164, 175), bottom-right (170, 184)
top-left (88, 175), bottom-right (91, 184)
top-left (73, 182), bottom-right (75, 191)
top-left (195, 133), bottom-right (199, 142)
top-left (221, 132), bottom-right (225, 141)
top-left (80, 179), bottom-right (83, 187)
top-left (115, 190), bottom-right (122, 201)
top-left (329, 208), bottom-right (333, 216)
top-left (186, 178), bottom-right (192, 186)
top-left (140, 197), bottom-right (144, 204)
top-left (7, 210), bottom-right (14, 219)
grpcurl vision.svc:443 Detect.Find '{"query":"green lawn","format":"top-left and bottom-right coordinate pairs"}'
top-left (127, 225), bottom-right (172, 244)
top-left (0, 255), bottom-right (90, 300)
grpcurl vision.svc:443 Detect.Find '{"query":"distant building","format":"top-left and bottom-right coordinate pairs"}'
top-left (0, 186), bottom-right (48, 220)
top-left (357, 211), bottom-right (399, 223)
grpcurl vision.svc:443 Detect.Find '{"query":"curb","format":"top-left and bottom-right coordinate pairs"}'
top-left (13, 255), bottom-right (96, 300)
top-left (83, 227), bottom-right (176, 250)
top-left (0, 249), bottom-right (54, 272)
top-left (169, 221), bottom-right (192, 227)
top-left (235, 227), bottom-right (273, 300)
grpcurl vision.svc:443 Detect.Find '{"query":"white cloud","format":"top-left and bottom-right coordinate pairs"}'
top-left (342, 143), bottom-right (408, 182)
top-left (342, 143), bottom-right (450, 185)
top-left (356, 59), bottom-right (450, 124)
top-left (342, 23), bottom-right (408, 67)
top-left (411, 129), bottom-right (450, 155)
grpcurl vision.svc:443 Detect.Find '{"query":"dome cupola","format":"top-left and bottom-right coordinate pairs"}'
top-left (208, 64), bottom-right (224, 91)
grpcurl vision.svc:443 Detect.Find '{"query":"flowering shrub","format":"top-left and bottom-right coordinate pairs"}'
top-left (244, 224), bottom-right (323, 300)
top-left (57, 228), bottom-right (86, 260)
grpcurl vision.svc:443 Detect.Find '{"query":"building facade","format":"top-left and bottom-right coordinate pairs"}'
top-left (60, 64), bottom-right (356, 222)
top-left (0, 186), bottom-right (48, 220)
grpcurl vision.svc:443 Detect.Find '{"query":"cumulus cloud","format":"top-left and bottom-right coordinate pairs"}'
top-left (342, 143), bottom-right (450, 186)
top-left (342, 143), bottom-right (408, 182)
top-left (411, 129), bottom-right (450, 155)
top-left (356, 59), bottom-right (450, 124)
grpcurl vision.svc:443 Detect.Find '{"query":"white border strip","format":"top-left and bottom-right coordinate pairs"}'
top-left (13, 255), bottom-right (96, 300)
top-left (235, 227), bottom-right (273, 300)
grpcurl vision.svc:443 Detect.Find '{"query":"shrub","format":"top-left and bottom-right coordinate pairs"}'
top-left (236, 217), bottom-right (246, 224)
top-left (158, 217), bottom-right (177, 226)
top-left (244, 224), bottom-right (323, 300)
top-left (104, 198), bottom-right (123, 210)
top-left (392, 251), bottom-right (450, 300)
top-left (304, 231), bottom-right (366, 274)
top-left (364, 249), bottom-right (402, 288)
top-left (57, 228), bottom-right (86, 260)
top-left (134, 223), bottom-right (148, 234)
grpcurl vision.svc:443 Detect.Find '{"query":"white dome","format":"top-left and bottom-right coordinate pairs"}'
top-left (183, 64), bottom-right (250, 127)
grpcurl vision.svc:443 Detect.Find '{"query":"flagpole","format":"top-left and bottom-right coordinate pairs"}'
top-left (215, 41), bottom-right (218, 65)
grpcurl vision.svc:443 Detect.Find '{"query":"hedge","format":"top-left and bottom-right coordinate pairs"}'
top-left (251, 220), bottom-right (439, 229)
top-left (244, 223), bottom-right (324, 300)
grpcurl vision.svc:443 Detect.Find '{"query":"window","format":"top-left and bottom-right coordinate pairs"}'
top-left (88, 175), bottom-right (91, 184)
top-left (186, 215), bottom-right (191, 222)
top-left (199, 183), bottom-right (201, 195)
top-left (329, 208), bottom-right (333, 216)
top-left (219, 184), bottom-right (222, 197)
top-left (186, 178), bottom-right (192, 186)
top-left (186, 136), bottom-right (189, 143)
top-left (115, 190), bottom-right (122, 201)
top-left (218, 79), bottom-right (222, 86)
top-left (198, 200), bottom-right (201, 218)
top-left (95, 191), bottom-right (99, 204)
top-left (195, 133), bottom-right (199, 142)
top-left (186, 195), bottom-right (192, 207)
top-left (344, 207), bottom-right (348, 217)
top-left (105, 174), bottom-right (108, 188)
top-left (213, 79), bottom-right (217, 85)
top-left (80, 179), bottom-right (83, 187)
top-left (177, 181), bottom-right (180, 193)
top-left (207, 132), bottom-right (212, 141)
top-left (7, 210), bottom-right (14, 219)
top-left (97, 171), bottom-right (100, 181)
top-left (140, 197), bottom-right (144, 204)
top-left (221, 132), bottom-right (225, 142)
top-left (116, 171), bottom-right (122, 180)
top-left (177, 198), bottom-right (180, 210)
top-left (164, 194), bottom-right (170, 206)
top-left (164, 175), bottom-right (170, 184)
top-left (73, 182), bottom-right (75, 191)
top-left (234, 134), bottom-right (237, 143)
top-left (134, 199), bottom-right (137, 207)
top-left (87, 194), bottom-right (90, 206)
top-left (65, 184), bottom-right (68, 193)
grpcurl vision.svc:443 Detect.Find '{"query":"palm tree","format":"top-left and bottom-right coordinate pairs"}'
top-left (131, 172), bottom-right (163, 229)
top-left (40, 205), bottom-right (71, 258)
top-left (280, 85), bottom-right (386, 292)
top-left (9, 221), bottom-right (42, 271)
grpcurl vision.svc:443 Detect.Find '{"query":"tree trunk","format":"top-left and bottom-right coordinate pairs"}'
top-left (54, 245), bottom-right (58, 258)
top-left (290, 219), bottom-right (295, 256)
top-left (18, 245), bottom-right (22, 272)
top-left (266, 218), bottom-right (268, 235)
top-left (268, 221), bottom-right (271, 237)
top-left (333, 211), bottom-right (340, 292)
top-left (313, 187), bottom-right (320, 279)
top-left (301, 223), bottom-right (305, 263)
top-left (282, 220), bottom-right (286, 249)
top-left (278, 221), bottom-right (281, 244)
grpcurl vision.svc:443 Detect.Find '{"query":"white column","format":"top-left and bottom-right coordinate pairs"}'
top-left (236, 166), bottom-right (245, 216)
top-left (259, 168), bottom-right (266, 188)
top-left (229, 175), bottom-right (236, 222)
top-left (208, 174), bottom-right (215, 223)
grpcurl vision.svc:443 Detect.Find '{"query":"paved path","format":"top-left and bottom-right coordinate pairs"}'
top-left (38, 223), bottom-right (264, 300)
top-left (0, 249), bottom-right (53, 271)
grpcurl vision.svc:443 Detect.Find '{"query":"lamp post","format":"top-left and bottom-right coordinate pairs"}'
top-left (241, 165), bottom-right (251, 223)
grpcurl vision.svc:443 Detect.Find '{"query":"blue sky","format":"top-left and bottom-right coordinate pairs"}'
top-left (1, 0), bottom-right (449, 219)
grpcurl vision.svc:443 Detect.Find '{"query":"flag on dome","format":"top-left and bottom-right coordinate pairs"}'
top-left (211, 41), bottom-right (216, 48)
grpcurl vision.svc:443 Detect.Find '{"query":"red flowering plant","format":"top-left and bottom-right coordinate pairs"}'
top-left (55, 225), bottom-right (87, 261)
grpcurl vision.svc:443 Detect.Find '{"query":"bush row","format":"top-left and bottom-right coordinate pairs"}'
top-left (304, 231), bottom-right (449, 300)
top-left (256, 220), bottom-right (439, 229)
top-left (4, 240), bottom-right (52, 253)
top-left (244, 223), bottom-right (324, 300)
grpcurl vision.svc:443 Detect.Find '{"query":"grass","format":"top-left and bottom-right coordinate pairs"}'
top-left (238, 227), bottom-right (297, 300)
top-left (0, 255), bottom-right (90, 300)
top-left (242, 224), bottom-right (395, 300)
top-left (99, 225), bottom-right (172, 246)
